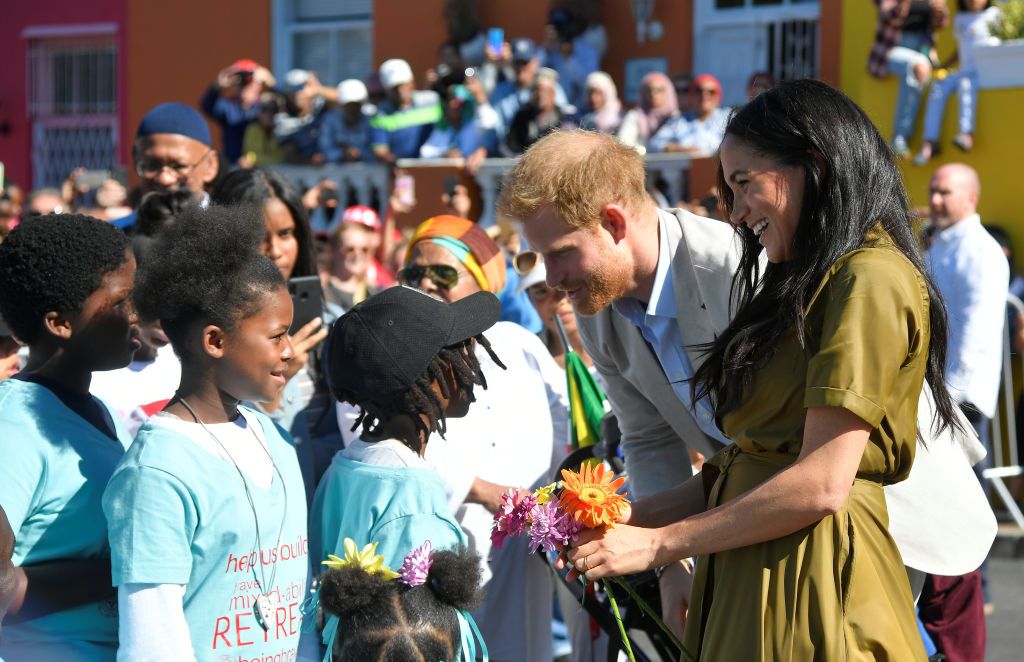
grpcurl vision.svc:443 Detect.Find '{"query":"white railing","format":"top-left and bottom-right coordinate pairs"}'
top-left (271, 153), bottom-right (699, 227)
top-left (989, 294), bottom-right (1024, 528)
top-left (269, 162), bottom-right (391, 208)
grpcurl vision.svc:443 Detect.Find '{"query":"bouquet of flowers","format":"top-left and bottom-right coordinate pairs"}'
top-left (490, 463), bottom-right (690, 662)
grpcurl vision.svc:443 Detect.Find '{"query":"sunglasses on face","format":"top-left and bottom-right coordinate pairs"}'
top-left (512, 250), bottom-right (541, 276)
top-left (695, 87), bottom-right (719, 97)
top-left (527, 284), bottom-right (566, 303)
top-left (399, 264), bottom-right (462, 290)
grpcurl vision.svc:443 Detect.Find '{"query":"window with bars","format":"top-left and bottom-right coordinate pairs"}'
top-left (27, 35), bottom-right (119, 187)
top-left (693, 0), bottom-right (819, 106)
top-left (714, 0), bottom-right (817, 7)
top-left (275, 0), bottom-right (374, 87)
top-left (766, 19), bottom-right (818, 82)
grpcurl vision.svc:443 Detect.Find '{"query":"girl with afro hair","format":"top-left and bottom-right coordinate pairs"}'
top-left (318, 544), bottom-right (485, 660)
top-left (102, 204), bottom-right (310, 661)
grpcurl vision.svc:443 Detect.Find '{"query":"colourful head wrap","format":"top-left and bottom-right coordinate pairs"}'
top-left (406, 216), bottom-right (506, 294)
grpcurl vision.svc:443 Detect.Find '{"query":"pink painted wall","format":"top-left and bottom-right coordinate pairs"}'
top-left (0, 0), bottom-right (127, 190)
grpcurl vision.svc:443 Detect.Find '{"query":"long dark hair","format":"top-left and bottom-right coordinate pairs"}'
top-left (691, 79), bottom-right (959, 434)
top-left (211, 168), bottom-right (318, 278)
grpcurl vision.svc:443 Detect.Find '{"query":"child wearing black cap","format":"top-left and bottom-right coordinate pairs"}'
top-left (307, 285), bottom-right (503, 659)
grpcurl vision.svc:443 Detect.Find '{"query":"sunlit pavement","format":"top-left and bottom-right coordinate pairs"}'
top-left (987, 526), bottom-right (1024, 661)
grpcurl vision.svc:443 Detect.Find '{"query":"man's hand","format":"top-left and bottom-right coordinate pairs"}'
top-left (216, 65), bottom-right (238, 90)
top-left (468, 478), bottom-right (523, 514)
top-left (465, 147), bottom-right (487, 176)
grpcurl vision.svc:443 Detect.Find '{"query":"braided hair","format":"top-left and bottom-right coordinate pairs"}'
top-left (319, 547), bottom-right (483, 661)
top-left (335, 333), bottom-right (504, 442)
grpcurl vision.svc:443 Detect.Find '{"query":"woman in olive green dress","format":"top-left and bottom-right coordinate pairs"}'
top-left (563, 80), bottom-right (963, 660)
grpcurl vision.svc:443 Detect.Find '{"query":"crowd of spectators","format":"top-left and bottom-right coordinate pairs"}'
top-left (193, 12), bottom-right (755, 175)
top-left (0, 6), bottom-right (780, 254)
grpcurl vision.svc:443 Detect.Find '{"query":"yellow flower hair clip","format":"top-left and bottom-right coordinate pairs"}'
top-left (322, 538), bottom-right (399, 580)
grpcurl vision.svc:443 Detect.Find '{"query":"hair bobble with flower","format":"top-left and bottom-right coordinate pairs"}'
top-left (321, 538), bottom-right (439, 588)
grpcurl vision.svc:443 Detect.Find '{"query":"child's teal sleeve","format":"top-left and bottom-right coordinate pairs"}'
top-left (103, 465), bottom-right (197, 586)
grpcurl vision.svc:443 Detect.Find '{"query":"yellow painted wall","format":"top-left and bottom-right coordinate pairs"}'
top-left (838, 2), bottom-right (1024, 251)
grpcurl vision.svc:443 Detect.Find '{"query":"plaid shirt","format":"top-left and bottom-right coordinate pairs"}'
top-left (868, 0), bottom-right (948, 79)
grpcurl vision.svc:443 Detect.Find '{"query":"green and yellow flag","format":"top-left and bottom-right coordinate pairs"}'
top-left (556, 317), bottom-right (607, 450)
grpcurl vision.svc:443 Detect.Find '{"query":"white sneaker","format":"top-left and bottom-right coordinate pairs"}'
top-left (891, 136), bottom-right (911, 159)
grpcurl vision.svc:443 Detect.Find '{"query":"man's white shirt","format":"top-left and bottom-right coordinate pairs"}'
top-left (927, 214), bottom-right (1009, 417)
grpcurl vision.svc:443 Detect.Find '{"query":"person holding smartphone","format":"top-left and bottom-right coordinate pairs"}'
top-left (212, 169), bottom-right (336, 504)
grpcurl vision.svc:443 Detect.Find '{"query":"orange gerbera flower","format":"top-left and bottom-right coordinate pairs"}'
top-left (559, 463), bottom-right (630, 529)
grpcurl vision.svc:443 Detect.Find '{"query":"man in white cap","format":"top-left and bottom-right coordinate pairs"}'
top-left (319, 79), bottom-right (373, 163)
top-left (370, 58), bottom-right (442, 163)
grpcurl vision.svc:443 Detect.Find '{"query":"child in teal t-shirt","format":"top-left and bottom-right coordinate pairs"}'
top-left (102, 204), bottom-right (309, 662)
top-left (308, 285), bottom-right (503, 659)
top-left (0, 214), bottom-right (140, 661)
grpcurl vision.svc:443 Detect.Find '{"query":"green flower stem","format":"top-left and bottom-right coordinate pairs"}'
top-left (602, 578), bottom-right (637, 662)
top-left (610, 576), bottom-right (697, 662)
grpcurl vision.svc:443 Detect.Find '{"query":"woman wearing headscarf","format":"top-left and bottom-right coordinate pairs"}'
top-left (406, 215), bottom-right (542, 333)
top-left (618, 71), bottom-right (681, 150)
top-left (579, 71), bottom-right (624, 134)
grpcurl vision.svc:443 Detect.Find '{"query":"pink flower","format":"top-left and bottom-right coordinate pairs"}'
top-left (490, 489), bottom-right (538, 549)
top-left (528, 498), bottom-right (584, 554)
top-left (398, 540), bottom-right (433, 586)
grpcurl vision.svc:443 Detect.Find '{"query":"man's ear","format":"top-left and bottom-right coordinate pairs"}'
top-left (201, 324), bottom-right (227, 359)
top-left (600, 203), bottom-right (629, 244)
top-left (42, 311), bottom-right (74, 341)
top-left (203, 150), bottom-right (220, 186)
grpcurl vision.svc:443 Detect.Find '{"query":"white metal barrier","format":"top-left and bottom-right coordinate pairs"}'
top-left (270, 153), bottom-right (698, 228)
top-left (988, 293), bottom-right (1024, 528)
top-left (268, 162), bottom-right (391, 208)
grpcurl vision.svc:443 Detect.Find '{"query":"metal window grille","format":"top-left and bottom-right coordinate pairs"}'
top-left (28, 37), bottom-right (117, 116)
top-left (281, 0), bottom-right (374, 85)
top-left (767, 19), bottom-right (818, 82)
top-left (28, 36), bottom-right (118, 188)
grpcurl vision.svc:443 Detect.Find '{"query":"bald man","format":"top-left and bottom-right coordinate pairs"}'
top-left (922, 162), bottom-right (1006, 661)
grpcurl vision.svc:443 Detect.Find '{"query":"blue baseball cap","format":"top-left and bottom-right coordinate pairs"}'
top-left (135, 102), bottom-right (212, 147)
top-left (511, 38), bottom-right (537, 63)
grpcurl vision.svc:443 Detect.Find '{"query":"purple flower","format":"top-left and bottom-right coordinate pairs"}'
top-left (398, 540), bottom-right (433, 586)
top-left (490, 489), bottom-right (538, 549)
top-left (527, 498), bottom-right (584, 554)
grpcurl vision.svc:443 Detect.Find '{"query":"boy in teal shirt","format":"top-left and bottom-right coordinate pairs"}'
top-left (0, 214), bottom-right (139, 661)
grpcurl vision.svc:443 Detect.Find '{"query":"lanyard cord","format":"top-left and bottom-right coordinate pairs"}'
top-left (179, 398), bottom-right (288, 595)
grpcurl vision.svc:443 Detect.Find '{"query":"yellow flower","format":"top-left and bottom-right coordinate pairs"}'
top-left (560, 463), bottom-right (631, 529)
top-left (321, 538), bottom-right (399, 580)
top-left (534, 482), bottom-right (559, 505)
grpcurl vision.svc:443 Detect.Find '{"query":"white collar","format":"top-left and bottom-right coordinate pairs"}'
top-left (933, 213), bottom-right (981, 244)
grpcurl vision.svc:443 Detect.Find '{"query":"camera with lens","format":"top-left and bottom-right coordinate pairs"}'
top-left (433, 65), bottom-right (475, 96)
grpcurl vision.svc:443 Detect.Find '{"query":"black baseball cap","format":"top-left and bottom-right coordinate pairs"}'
top-left (326, 286), bottom-right (501, 403)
